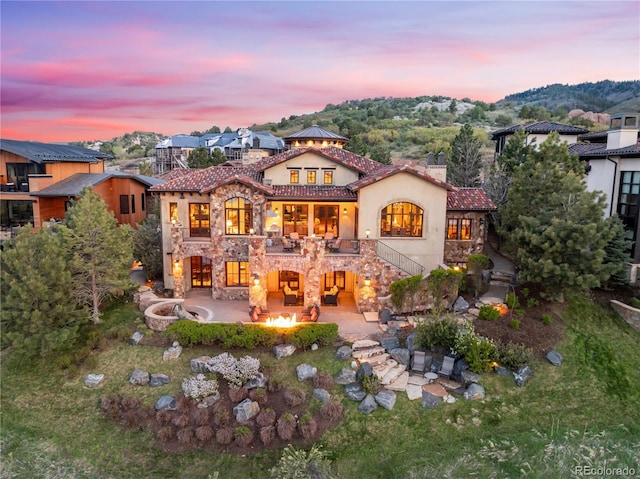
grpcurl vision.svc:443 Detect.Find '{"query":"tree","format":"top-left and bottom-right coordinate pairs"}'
top-left (343, 135), bottom-right (368, 156)
top-left (446, 123), bottom-right (482, 187)
top-left (0, 226), bottom-right (86, 360)
top-left (65, 188), bottom-right (135, 323)
top-left (601, 215), bottom-right (633, 289)
top-left (133, 213), bottom-right (163, 281)
top-left (211, 149), bottom-right (227, 165)
top-left (500, 134), bottom-right (617, 299)
top-left (188, 147), bottom-right (214, 168)
top-left (223, 126), bottom-right (233, 133)
top-left (369, 144), bottom-right (391, 164)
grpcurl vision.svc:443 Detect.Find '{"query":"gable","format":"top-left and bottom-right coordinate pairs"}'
top-left (262, 150), bottom-right (360, 186)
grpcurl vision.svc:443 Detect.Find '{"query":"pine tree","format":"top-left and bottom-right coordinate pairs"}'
top-left (0, 226), bottom-right (86, 360)
top-left (602, 215), bottom-right (633, 289)
top-left (447, 123), bottom-right (482, 187)
top-left (133, 213), bottom-right (163, 281)
top-left (65, 188), bottom-right (135, 323)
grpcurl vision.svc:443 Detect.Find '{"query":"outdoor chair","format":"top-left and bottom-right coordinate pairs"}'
top-left (289, 232), bottom-right (300, 246)
top-left (323, 285), bottom-right (339, 305)
top-left (438, 355), bottom-right (455, 379)
top-left (301, 304), bottom-right (320, 322)
top-left (282, 237), bottom-right (295, 252)
top-left (249, 305), bottom-right (270, 322)
top-left (411, 350), bottom-right (426, 373)
top-left (283, 285), bottom-right (298, 306)
top-left (327, 238), bottom-right (342, 253)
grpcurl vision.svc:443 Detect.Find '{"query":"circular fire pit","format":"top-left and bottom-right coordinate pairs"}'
top-left (144, 300), bottom-right (214, 331)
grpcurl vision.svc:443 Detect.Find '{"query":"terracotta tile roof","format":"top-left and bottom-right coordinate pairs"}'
top-left (269, 185), bottom-right (357, 201)
top-left (447, 188), bottom-right (495, 211)
top-left (569, 142), bottom-right (640, 158)
top-left (348, 164), bottom-right (454, 191)
top-left (151, 166), bottom-right (266, 193)
top-left (491, 121), bottom-right (589, 140)
top-left (157, 168), bottom-right (192, 181)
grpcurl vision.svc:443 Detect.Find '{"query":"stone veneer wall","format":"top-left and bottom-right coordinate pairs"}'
top-left (444, 211), bottom-right (487, 265)
top-left (610, 300), bottom-right (640, 333)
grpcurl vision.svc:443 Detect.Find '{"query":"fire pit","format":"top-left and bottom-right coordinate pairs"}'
top-left (144, 300), bottom-right (214, 331)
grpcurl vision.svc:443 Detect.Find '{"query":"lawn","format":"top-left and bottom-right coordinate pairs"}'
top-left (1, 292), bottom-right (639, 478)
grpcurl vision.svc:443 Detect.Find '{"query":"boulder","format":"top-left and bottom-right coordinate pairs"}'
top-left (405, 332), bottom-right (417, 353)
top-left (421, 390), bottom-right (442, 409)
top-left (358, 394), bottom-right (378, 414)
top-left (311, 343), bottom-right (319, 351)
top-left (313, 388), bottom-right (331, 403)
top-left (356, 362), bottom-right (374, 382)
top-left (274, 343), bottom-right (296, 359)
top-left (379, 336), bottom-right (400, 352)
top-left (155, 395), bottom-right (177, 411)
top-left (149, 374), bottom-right (171, 387)
top-left (190, 356), bottom-right (212, 373)
top-left (233, 398), bottom-right (260, 422)
top-left (390, 348), bottom-right (410, 366)
top-left (463, 383), bottom-right (485, 400)
top-left (244, 372), bottom-right (267, 390)
top-left (514, 365), bottom-right (533, 387)
top-left (172, 303), bottom-right (197, 321)
top-left (84, 373), bottom-right (105, 388)
top-left (375, 389), bottom-right (397, 410)
top-left (344, 382), bottom-right (367, 401)
top-left (137, 290), bottom-right (158, 311)
top-left (129, 331), bottom-right (144, 345)
top-left (129, 368), bottom-right (150, 385)
top-left (197, 393), bottom-right (221, 409)
top-left (546, 350), bottom-right (563, 366)
top-left (335, 368), bottom-right (356, 385)
top-left (461, 370), bottom-right (481, 386)
top-left (379, 308), bottom-right (392, 324)
top-left (494, 365), bottom-right (511, 377)
top-left (163, 341), bottom-right (182, 361)
top-left (452, 358), bottom-right (470, 382)
top-left (296, 363), bottom-right (318, 381)
top-left (453, 296), bottom-right (470, 313)
top-left (335, 345), bottom-right (353, 361)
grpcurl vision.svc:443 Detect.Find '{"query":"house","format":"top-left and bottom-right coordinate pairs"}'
top-left (151, 126), bottom-right (494, 313)
top-left (569, 113), bottom-right (640, 262)
top-left (491, 121), bottom-right (590, 156)
top-left (0, 139), bottom-right (161, 235)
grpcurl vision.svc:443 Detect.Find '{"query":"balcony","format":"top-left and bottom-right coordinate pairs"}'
top-left (265, 236), bottom-right (361, 255)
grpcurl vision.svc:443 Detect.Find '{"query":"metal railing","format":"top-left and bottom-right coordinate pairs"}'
top-left (375, 241), bottom-right (424, 276)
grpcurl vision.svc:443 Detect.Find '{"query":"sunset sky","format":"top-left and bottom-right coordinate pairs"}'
top-left (1, 1), bottom-right (638, 143)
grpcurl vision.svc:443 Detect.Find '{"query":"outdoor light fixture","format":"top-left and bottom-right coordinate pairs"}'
top-left (365, 229), bottom-right (371, 238)
top-left (275, 207), bottom-right (279, 214)
top-left (249, 228), bottom-right (255, 235)
top-left (253, 274), bottom-right (260, 286)
top-left (364, 276), bottom-right (371, 287)
top-left (343, 207), bottom-right (348, 214)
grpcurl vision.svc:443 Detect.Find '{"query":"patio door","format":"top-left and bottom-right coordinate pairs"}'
top-left (314, 205), bottom-right (338, 236)
top-left (191, 256), bottom-right (212, 288)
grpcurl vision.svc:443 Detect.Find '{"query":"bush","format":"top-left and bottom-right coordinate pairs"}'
top-left (298, 413), bottom-right (318, 439)
top-left (415, 316), bottom-right (459, 350)
top-left (630, 297), bottom-right (640, 308)
top-left (282, 323), bottom-right (339, 349)
top-left (182, 374), bottom-right (219, 401)
top-left (541, 313), bottom-right (553, 325)
top-left (361, 374), bottom-right (381, 395)
top-left (228, 387), bottom-right (249, 403)
top-left (478, 305), bottom-right (500, 321)
top-left (260, 425), bottom-right (276, 446)
top-left (176, 428), bottom-right (194, 445)
top-left (193, 408), bottom-right (209, 427)
top-left (314, 373), bottom-right (334, 390)
top-left (510, 319), bottom-right (520, 330)
top-left (234, 426), bottom-right (254, 447)
top-left (256, 408), bottom-right (276, 427)
top-left (320, 400), bottom-right (343, 421)
top-left (155, 410), bottom-right (172, 424)
top-left (527, 298), bottom-right (539, 308)
top-left (454, 328), bottom-right (497, 373)
top-left (249, 387), bottom-right (268, 406)
top-left (495, 341), bottom-right (535, 370)
top-left (284, 387), bottom-right (307, 407)
top-left (505, 292), bottom-right (520, 309)
top-left (156, 426), bottom-right (174, 442)
top-left (276, 412), bottom-right (297, 440)
top-left (270, 444), bottom-right (335, 479)
top-left (172, 413), bottom-right (190, 428)
top-left (195, 425), bottom-right (214, 443)
top-left (216, 427), bottom-right (233, 445)
top-left (213, 410), bottom-right (230, 427)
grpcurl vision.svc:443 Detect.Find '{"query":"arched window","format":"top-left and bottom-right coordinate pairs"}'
top-left (380, 202), bottom-right (423, 237)
top-left (225, 197), bottom-right (252, 235)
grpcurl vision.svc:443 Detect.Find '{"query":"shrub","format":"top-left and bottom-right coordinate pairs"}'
top-left (155, 410), bottom-right (172, 424)
top-left (182, 374), bottom-right (219, 401)
top-left (505, 292), bottom-right (520, 309)
top-left (256, 408), bottom-right (276, 427)
top-left (541, 313), bottom-right (553, 325)
top-left (520, 287), bottom-right (530, 298)
top-left (234, 426), bottom-right (254, 447)
top-left (193, 408), bottom-right (209, 427)
top-left (228, 387), bottom-right (249, 403)
top-left (207, 353), bottom-right (260, 388)
top-left (283, 323), bottom-right (339, 349)
top-left (361, 374), bottom-right (381, 395)
top-left (176, 428), bottom-right (194, 445)
top-left (527, 298), bottom-right (539, 308)
top-left (314, 373), bottom-right (334, 390)
top-left (270, 444), bottom-right (335, 479)
top-left (260, 425), bottom-right (276, 446)
top-left (495, 341), bottom-right (535, 370)
top-left (277, 412), bottom-right (297, 440)
top-left (510, 319), bottom-right (520, 330)
top-left (478, 305), bottom-right (500, 321)
top-left (172, 413), bottom-right (190, 428)
top-left (249, 388), bottom-right (268, 406)
top-left (630, 297), bottom-right (640, 308)
top-left (156, 426), bottom-right (173, 442)
top-left (121, 396), bottom-right (141, 411)
top-left (121, 410), bottom-right (139, 429)
top-left (415, 316), bottom-right (459, 350)
top-left (213, 410), bottom-right (231, 427)
top-left (268, 377), bottom-right (284, 393)
top-left (298, 414), bottom-right (318, 439)
top-left (195, 425), bottom-right (214, 443)
top-left (216, 427), bottom-right (234, 445)
top-left (320, 400), bottom-right (343, 422)
top-left (454, 328), bottom-right (497, 373)
top-left (165, 321), bottom-right (279, 348)
top-left (284, 387), bottom-right (307, 407)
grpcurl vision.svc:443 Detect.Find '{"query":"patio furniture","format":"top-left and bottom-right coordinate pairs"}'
top-left (438, 355), bottom-right (455, 379)
top-left (323, 285), bottom-right (339, 305)
top-left (283, 285), bottom-right (298, 306)
top-left (282, 237), bottom-right (295, 252)
top-left (301, 304), bottom-right (320, 322)
top-left (289, 232), bottom-right (300, 246)
top-left (249, 305), bottom-right (270, 322)
top-left (327, 238), bottom-right (342, 253)
top-left (411, 351), bottom-right (426, 373)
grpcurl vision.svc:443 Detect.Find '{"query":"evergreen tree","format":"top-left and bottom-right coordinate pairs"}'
top-left (344, 135), bottom-right (368, 156)
top-left (369, 144), bottom-right (391, 164)
top-left (211, 149), bottom-right (227, 165)
top-left (500, 134), bottom-right (617, 298)
top-left (447, 123), bottom-right (482, 187)
top-left (601, 215), bottom-right (633, 289)
top-left (65, 188), bottom-right (135, 323)
top-left (133, 213), bottom-right (163, 281)
top-left (188, 147), bottom-right (214, 168)
top-left (0, 226), bottom-right (86, 360)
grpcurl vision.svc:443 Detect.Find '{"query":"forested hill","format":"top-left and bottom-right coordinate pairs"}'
top-left (500, 80), bottom-right (640, 113)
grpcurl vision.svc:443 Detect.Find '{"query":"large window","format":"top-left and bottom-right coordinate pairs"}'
top-left (169, 202), bottom-right (178, 223)
top-left (446, 218), bottom-right (472, 240)
top-left (225, 197), bottom-right (252, 235)
top-left (189, 203), bottom-right (210, 237)
top-left (120, 195), bottom-right (129, 214)
top-left (380, 202), bottom-right (423, 237)
top-left (617, 171), bottom-right (640, 256)
top-left (283, 204), bottom-right (308, 236)
top-left (191, 256), bottom-right (212, 287)
top-left (314, 205), bottom-right (338, 236)
top-left (226, 261), bottom-right (249, 287)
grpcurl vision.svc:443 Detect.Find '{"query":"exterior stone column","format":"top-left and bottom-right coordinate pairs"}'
top-left (171, 225), bottom-right (185, 298)
top-left (302, 237), bottom-right (325, 308)
top-left (249, 236), bottom-right (268, 309)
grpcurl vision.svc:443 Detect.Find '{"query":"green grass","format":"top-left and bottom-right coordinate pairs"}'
top-left (2, 292), bottom-right (640, 478)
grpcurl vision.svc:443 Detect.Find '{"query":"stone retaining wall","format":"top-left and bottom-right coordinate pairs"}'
top-left (610, 300), bottom-right (640, 333)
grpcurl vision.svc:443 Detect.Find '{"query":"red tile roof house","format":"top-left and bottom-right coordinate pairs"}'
top-left (150, 126), bottom-right (495, 313)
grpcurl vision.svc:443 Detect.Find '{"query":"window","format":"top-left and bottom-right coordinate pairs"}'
top-left (169, 202), bottom-right (178, 223)
top-left (141, 193), bottom-right (146, 211)
top-left (314, 205), bottom-right (338, 236)
top-left (189, 203), bottom-right (210, 237)
top-left (282, 204), bottom-right (308, 236)
top-left (131, 194), bottom-right (136, 214)
top-left (307, 170), bottom-right (316, 184)
top-left (226, 261), bottom-right (249, 287)
top-left (225, 197), bottom-right (252, 235)
top-left (323, 170), bottom-right (334, 184)
top-left (446, 218), bottom-right (472, 240)
top-left (380, 202), bottom-right (423, 237)
top-left (290, 170), bottom-right (299, 184)
top-left (617, 171), bottom-right (640, 256)
top-left (323, 271), bottom-right (345, 290)
top-left (120, 195), bottom-right (129, 214)
top-left (191, 256), bottom-right (212, 287)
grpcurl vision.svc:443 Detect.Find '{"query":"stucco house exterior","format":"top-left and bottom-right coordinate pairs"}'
top-left (151, 126), bottom-right (494, 313)
top-left (491, 121), bottom-right (590, 156)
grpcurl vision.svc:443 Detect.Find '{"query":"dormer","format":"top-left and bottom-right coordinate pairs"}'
top-left (606, 114), bottom-right (639, 150)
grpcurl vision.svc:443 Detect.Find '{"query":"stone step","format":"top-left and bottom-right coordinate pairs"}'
top-left (381, 365), bottom-right (407, 385)
top-left (386, 371), bottom-right (409, 392)
top-left (373, 359), bottom-right (398, 379)
top-left (352, 339), bottom-right (380, 351)
top-left (436, 377), bottom-right (463, 391)
top-left (364, 353), bottom-right (391, 367)
top-left (352, 346), bottom-right (386, 360)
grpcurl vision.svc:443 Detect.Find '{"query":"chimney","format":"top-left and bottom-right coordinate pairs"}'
top-left (606, 114), bottom-right (639, 150)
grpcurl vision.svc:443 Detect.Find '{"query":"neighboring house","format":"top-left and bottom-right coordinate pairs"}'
top-left (154, 129), bottom-right (285, 173)
top-left (0, 139), bottom-right (161, 236)
top-left (569, 113), bottom-right (640, 262)
top-left (491, 121), bottom-right (590, 156)
top-left (151, 126), bottom-right (494, 313)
